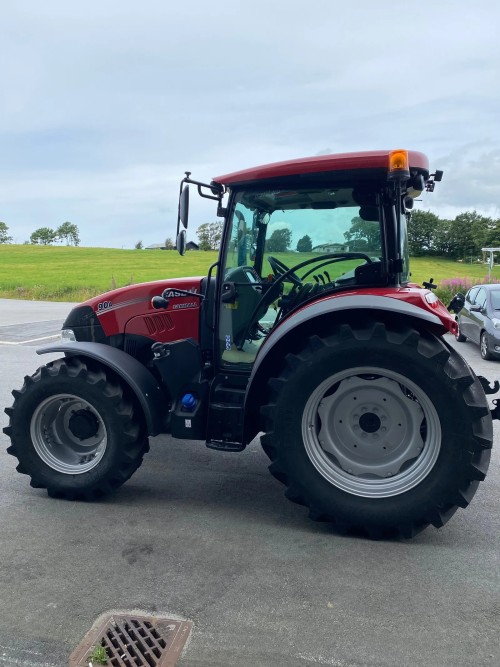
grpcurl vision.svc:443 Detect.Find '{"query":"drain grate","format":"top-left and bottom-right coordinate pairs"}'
top-left (69, 612), bottom-right (193, 667)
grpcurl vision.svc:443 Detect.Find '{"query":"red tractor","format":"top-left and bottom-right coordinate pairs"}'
top-left (3, 149), bottom-right (494, 538)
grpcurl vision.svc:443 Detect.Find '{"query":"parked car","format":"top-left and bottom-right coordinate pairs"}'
top-left (454, 284), bottom-right (500, 359)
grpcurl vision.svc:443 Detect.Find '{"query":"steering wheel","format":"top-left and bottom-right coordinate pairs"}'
top-left (268, 256), bottom-right (302, 286)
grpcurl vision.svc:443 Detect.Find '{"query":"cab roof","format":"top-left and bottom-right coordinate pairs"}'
top-left (213, 149), bottom-right (429, 187)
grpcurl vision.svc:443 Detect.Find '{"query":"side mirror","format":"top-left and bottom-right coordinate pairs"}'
top-left (179, 186), bottom-right (189, 228)
top-left (176, 228), bottom-right (186, 256)
top-left (469, 304), bottom-right (482, 312)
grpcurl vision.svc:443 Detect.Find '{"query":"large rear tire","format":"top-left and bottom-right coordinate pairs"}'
top-left (260, 322), bottom-right (492, 538)
top-left (3, 357), bottom-right (149, 500)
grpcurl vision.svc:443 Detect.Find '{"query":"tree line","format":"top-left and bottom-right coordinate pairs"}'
top-left (408, 210), bottom-right (500, 259)
top-left (0, 221), bottom-right (80, 246)
top-left (195, 211), bottom-right (500, 260)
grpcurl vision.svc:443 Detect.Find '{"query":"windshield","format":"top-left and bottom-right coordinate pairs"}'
top-left (224, 186), bottom-right (383, 283)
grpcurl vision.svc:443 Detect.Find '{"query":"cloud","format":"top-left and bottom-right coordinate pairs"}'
top-left (1, 1), bottom-right (500, 247)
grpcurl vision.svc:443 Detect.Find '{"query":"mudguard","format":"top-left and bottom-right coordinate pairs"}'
top-left (37, 342), bottom-right (168, 435)
top-left (243, 294), bottom-right (447, 443)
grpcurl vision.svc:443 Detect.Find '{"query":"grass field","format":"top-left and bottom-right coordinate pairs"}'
top-left (0, 244), bottom-right (498, 302)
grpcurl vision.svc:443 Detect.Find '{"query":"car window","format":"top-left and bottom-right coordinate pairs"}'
top-left (491, 290), bottom-right (500, 310)
top-left (475, 288), bottom-right (487, 309)
top-left (467, 287), bottom-right (479, 304)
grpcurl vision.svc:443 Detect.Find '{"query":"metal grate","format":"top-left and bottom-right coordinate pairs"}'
top-left (70, 613), bottom-right (192, 667)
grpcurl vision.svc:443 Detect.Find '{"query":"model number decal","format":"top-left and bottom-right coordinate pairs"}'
top-left (97, 300), bottom-right (113, 312)
top-left (172, 301), bottom-right (197, 310)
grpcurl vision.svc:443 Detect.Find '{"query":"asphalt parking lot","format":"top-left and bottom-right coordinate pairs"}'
top-left (0, 300), bottom-right (498, 667)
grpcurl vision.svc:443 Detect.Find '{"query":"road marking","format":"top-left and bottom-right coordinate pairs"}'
top-left (0, 318), bottom-right (63, 328)
top-left (0, 334), bottom-right (59, 346)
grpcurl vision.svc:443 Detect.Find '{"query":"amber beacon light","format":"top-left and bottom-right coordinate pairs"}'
top-left (388, 149), bottom-right (410, 178)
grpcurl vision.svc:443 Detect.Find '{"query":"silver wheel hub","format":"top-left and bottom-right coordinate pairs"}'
top-left (481, 334), bottom-right (488, 356)
top-left (30, 394), bottom-right (107, 474)
top-left (302, 367), bottom-right (441, 498)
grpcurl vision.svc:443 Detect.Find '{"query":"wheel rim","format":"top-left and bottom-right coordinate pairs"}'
top-left (302, 367), bottom-right (441, 498)
top-left (481, 334), bottom-right (488, 357)
top-left (30, 394), bottom-right (107, 474)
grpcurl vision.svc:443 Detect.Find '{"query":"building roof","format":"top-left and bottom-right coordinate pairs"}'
top-left (145, 243), bottom-right (166, 250)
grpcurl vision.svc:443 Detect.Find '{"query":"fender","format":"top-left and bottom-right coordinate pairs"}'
top-left (243, 293), bottom-right (447, 443)
top-left (37, 342), bottom-right (168, 436)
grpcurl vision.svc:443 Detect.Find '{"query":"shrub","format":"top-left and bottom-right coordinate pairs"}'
top-left (435, 277), bottom-right (500, 306)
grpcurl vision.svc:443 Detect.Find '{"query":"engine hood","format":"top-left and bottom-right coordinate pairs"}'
top-left (65, 277), bottom-right (204, 341)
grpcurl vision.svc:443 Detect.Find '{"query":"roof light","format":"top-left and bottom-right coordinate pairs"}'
top-left (388, 150), bottom-right (410, 179)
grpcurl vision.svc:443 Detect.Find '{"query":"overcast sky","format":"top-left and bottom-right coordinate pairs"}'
top-left (1, 1), bottom-right (499, 248)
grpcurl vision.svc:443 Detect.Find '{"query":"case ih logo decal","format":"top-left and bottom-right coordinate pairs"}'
top-left (163, 288), bottom-right (199, 298)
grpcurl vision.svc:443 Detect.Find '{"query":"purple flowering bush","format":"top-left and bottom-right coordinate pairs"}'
top-left (435, 277), bottom-right (500, 306)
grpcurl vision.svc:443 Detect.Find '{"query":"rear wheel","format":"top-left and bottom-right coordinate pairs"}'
top-left (260, 321), bottom-right (492, 538)
top-left (3, 357), bottom-right (149, 499)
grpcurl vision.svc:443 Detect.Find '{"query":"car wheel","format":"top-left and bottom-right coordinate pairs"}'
top-left (480, 332), bottom-right (493, 360)
top-left (455, 321), bottom-right (466, 342)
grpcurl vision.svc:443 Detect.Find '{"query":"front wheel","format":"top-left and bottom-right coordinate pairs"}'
top-left (3, 357), bottom-right (149, 499)
top-left (455, 321), bottom-right (467, 342)
top-left (260, 321), bottom-right (492, 538)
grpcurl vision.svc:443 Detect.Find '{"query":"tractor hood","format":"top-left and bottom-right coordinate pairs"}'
top-left (62, 277), bottom-right (204, 343)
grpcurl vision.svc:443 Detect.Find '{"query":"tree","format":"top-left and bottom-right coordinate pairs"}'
top-left (196, 222), bottom-right (223, 250)
top-left (134, 240), bottom-right (143, 249)
top-left (30, 227), bottom-right (57, 245)
top-left (432, 218), bottom-right (453, 256)
top-left (296, 234), bottom-right (312, 252)
top-left (344, 216), bottom-right (380, 252)
top-left (266, 227), bottom-right (292, 252)
top-left (164, 237), bottom-right (175, 250)
top-left (406, 210), bottom-right (441, 256)
top-left (0, 221), bottom-right (12, 244)
top-left (56, 221), bottom-right (80, 246)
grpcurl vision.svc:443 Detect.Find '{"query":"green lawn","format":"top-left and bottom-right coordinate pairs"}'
top-left (0, 245), bottom-right (497, 302)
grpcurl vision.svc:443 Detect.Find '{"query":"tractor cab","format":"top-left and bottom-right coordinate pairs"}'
top-left (176, 150), bottom-right (439, 369)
